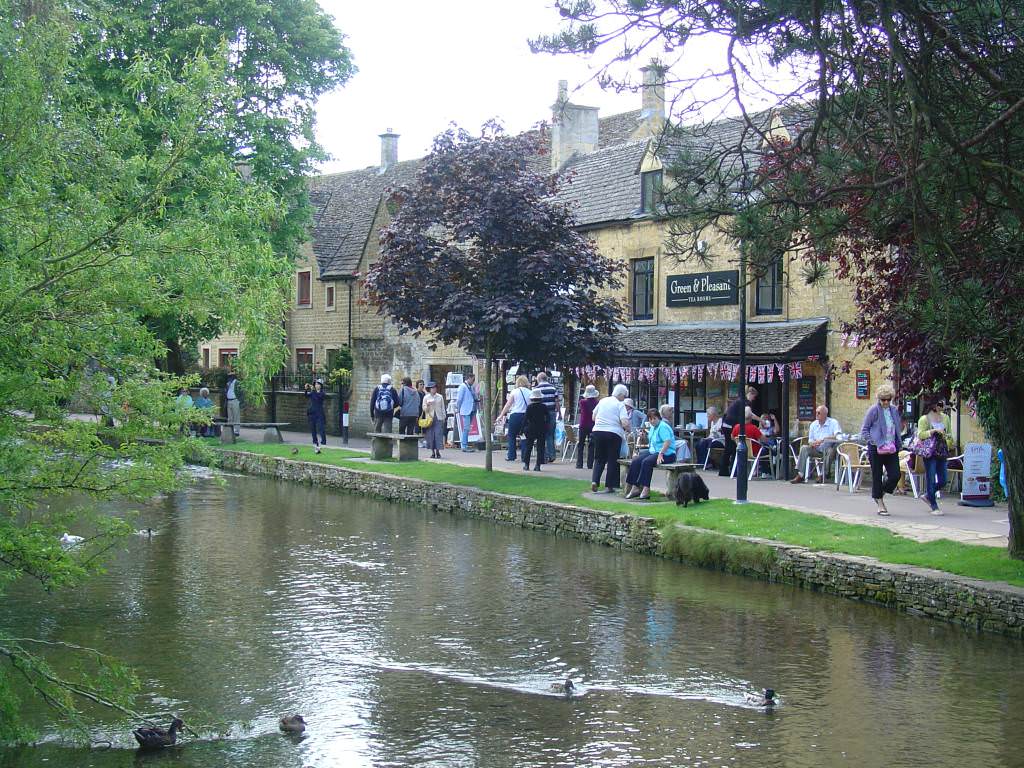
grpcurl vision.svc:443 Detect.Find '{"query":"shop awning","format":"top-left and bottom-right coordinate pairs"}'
top-left (614, 318), bottom-right (829, 362)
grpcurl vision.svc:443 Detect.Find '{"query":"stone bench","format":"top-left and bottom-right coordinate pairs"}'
top-left (217, 420), bottom-right (291, 444)
top-left (366, 432), bottom-right (420, 461)
top-left (618, 459), bottom-right (697, 495)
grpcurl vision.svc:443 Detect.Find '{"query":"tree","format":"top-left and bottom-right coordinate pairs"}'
top-left (365, 124), bottom-right (624, 470)
top-left (537, 1), bottom-right (1024, 555)
top-left (0, 2), bottom-right (291, 738)
top-left (75, 0), bottom-right (355, 372)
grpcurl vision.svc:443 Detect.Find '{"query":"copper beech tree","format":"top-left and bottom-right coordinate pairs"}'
top-left (365, 124), bottom-right (624, 470)
top-left (538, 0), bottom-right (1024, 555)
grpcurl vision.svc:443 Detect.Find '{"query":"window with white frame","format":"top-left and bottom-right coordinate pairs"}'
top-left (325, 283), bottom-right (336, 311)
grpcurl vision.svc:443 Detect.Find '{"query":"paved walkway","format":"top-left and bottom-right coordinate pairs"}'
top-left (234, 426), bottom-right (1010, 548)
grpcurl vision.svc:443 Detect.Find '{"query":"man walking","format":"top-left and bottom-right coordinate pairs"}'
top-left (370, 374), bottom-right (399, 433)
top-left (225, 370), bottom-right (242, 437)
top-left (456, 372), bottom-right (478, 452)
top-left (535, 372), bottom-right (559, 462)
top-left (791, 405), bottom-right (842, 484)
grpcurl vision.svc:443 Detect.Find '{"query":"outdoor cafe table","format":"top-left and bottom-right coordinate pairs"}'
top-left (675, 427), bottom-right (707, 462)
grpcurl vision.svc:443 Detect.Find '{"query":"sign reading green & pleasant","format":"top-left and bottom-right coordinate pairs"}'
top-left (666, 270), bottom-right (739, 307)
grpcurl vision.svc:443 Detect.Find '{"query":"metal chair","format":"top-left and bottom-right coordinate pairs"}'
top-left (835, 442), bottom-right (871, 493)
top-left (702, 440), bottom-right (724, 470)
top-left (561, 424), bottom-right (578, 463)
top-left (730, 438), bottom-right (770, 479)
top-left (946, 453), bottom-right (965, 493)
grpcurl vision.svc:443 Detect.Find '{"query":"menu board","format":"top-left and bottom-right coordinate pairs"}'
top-left (856, 370), bottom-right (870, 399)
top-left (797, 377), bottom-right (816, 420)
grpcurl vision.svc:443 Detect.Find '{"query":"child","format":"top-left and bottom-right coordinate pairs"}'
top-left (522, 389), bottom-right (550, 472)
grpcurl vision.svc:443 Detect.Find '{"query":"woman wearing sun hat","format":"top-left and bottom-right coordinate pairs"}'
top-left (421, 381), bottom-right (447, 459)
top-left (575, 384), bottom-right (600, 470)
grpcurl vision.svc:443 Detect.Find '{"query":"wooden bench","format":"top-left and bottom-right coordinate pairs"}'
top-left (618, 459), bottom-right (697, 496)
top-left (366, 431), bottom-right (420, 461)
top-left (217, 420), bottom-right (291, 444)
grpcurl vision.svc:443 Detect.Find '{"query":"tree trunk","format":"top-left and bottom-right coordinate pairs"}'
top-left (484, 347), bottom-right (493, 472)
top-left (1000, 390), bottom-right (1024, 558)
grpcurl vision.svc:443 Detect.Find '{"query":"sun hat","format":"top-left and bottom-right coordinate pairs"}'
top-left (583, 385), bottom-right (599, 398)
top-left (426, 380), bottom-right (437, 388)
top-left (530, 388), bottom-right (544, 400)
top-left (624, 398), bottom-right (636, 408)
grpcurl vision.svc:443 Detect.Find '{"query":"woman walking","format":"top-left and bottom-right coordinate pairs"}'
top-left (421, 381), bottom-right (447, 459)
top-left (624, 408), bottom-right (676, 499)
top-left (861, 384), bottom-right (903, 515)
top-left (522, 389), bottom-right (549, 471)
top-left (496, 375), bottom-right (533, 462)
top-left (575, 385), bottom-right (600, 470)
top-left (590, 384), bottom-right (631, 494)
top-left (304, 380), bottom-right (327, 453)
top-left (916, 398), bottom-right (953, 515)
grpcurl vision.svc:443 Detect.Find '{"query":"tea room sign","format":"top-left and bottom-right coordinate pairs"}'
top-left (666, 270), bottom-right (739, 307)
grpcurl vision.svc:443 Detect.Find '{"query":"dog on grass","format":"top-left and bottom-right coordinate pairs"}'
top-left (671, 472), bottom-right (710, 507)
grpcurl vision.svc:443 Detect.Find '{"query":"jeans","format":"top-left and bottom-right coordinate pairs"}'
top-left (924, 456), bottom-right (948, 509)
top-left (506, 412), bottom-right (525, 460)
top-left (399, 416), bottom-right (418, 435)
top-left (545, 415), bottom-right (556, 461)
top-left (460, 412), bottom-right (474, 450)
top-left (868, 445), bottom-right (901, 500)
top-left (373, 414), bottom-right (394, 433)
top-left (522, 434), bottom-right (544, 469)
top-left (591, 431), bottom-right (623, 490)
top-left (626, 451), bottom-right (675, 490)
top-left (308, 413), bottom-right (326, 446)
top-left (575, 425), bottom-right (594, 469)
top-left (227, 398), bottom-right (240, 436)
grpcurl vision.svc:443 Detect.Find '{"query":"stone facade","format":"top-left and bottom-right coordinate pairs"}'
top-left (214, 449), bottom-right (1024, 639)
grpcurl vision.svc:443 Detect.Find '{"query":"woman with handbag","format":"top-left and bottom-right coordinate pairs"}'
top-left (420, 381), bottom-right (446, 459)
top-left (860, 384), bottom-right (904, 516)
top-left (915, 399), bottom-right (953, 515)
top-left (496, 375), bottom-right (533, 462)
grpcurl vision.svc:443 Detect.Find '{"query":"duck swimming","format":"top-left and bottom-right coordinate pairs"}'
top-left (135, 528), bottom-right (155, 537)
top-left (549, 678), bottom-right (575, 696)
top-left (279, 714), bottom-right (306, 733)
top-left (745, 688), bottom-right (777, 707)
top-left (132, 717), bottom-right (184, 749)
top-left (59, 533), bottom-right (84, 548)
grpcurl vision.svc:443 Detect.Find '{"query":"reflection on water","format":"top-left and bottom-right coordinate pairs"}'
top-left (1, 472), bottom-right (1023, 767)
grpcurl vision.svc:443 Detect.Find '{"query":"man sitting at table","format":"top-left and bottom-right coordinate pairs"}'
top-left (790, 405), bottom-right (841, 484)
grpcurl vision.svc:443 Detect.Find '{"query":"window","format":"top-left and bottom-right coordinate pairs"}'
top-left (297, 270), bottom-right (311, 307)
top-left (325, 284), bottom-right (336, 311)
top-left (295, 347), bottom-right (314, 372)
top-left (678, 378), bottom-right (707, 425)
top-left (641, 170), bottom-right (663, 213)
top-left (202, 347), bottom-right (210, 369)
top-left (218, 348), bottom-right (238, 367)
top-left (631, 257), bottom-right (654, 321)
top-left (756, 256), bottom-right (784, 315)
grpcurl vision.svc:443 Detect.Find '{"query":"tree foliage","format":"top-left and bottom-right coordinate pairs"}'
top-left (538, 0), bottom-right (1024, 554)
top-left (0, 2), bottom-right (295, 737)
top-left (366, 124), bottom-right (624, 468)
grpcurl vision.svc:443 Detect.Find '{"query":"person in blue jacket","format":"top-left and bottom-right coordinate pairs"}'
top-left (304, 380), bottom-right (327, 453)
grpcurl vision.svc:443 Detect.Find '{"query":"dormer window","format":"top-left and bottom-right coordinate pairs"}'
top-left (641, 170), bottom-right (663, 213)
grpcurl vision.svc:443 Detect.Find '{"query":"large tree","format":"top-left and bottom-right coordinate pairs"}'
top-left (365, 124), bottom-right (624, 470)
top-left (0, 3), bottom-right (290, 739)
top-left (537, 1), bottom-right (1024, 555)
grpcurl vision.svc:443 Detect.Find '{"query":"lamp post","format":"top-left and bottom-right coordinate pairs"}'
top-left (735, 246), bottom-right (749, 504)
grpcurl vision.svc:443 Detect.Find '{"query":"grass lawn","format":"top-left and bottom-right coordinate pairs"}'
top-left (221, 441), bottom-right (1024, 587)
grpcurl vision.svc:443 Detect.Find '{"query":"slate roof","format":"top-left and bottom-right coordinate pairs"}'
top-left (307, 159), bottom-right (420, 280)
top-left (555, 140), bottom-right (650, 227)
top-left (615, 318), bottom-right (829, 361)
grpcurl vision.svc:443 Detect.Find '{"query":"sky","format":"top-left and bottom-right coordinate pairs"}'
top-left (313, 0), bottom-right (679, 174)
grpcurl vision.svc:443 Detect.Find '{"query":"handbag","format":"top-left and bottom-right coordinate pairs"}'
top-left (418, 413), bottom-right (434, 429)
top-left (877, 441), bottom-right (898, 455)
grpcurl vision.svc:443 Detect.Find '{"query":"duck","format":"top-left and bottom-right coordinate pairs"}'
top-left (279, 714), bottom-right (306, 733)
top-left (59, 533), bottom-right (84, 548)
top-left (745, 688), bottom-right (777, 707)
top-left (132, 717), bottom-right (184, 749)
top-left (134, 528), bottom-right (155, 537)
top-left (290, 447), bottom-right (300, 455)
top-left (549, 678), bottom-right (575, 696)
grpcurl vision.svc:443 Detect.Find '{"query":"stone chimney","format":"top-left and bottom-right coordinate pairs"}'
top-left (379, 129), bottom-right (399, 173)
top-left (550, 80), bottom-right (599, 172)
top-left (634, 62), bottom-right (666, 139)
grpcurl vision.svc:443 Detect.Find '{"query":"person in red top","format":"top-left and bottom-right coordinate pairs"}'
top-left (576, 385), bottom-right (600, 470)
top-left (730, 407), bottom-right (764, 441)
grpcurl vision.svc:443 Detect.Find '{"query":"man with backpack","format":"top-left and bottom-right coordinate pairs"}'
top-left (370, 374), bottom-right (399, 432)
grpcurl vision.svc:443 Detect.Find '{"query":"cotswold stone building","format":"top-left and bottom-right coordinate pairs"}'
top-left (202, 65), bottom-right (985, 447)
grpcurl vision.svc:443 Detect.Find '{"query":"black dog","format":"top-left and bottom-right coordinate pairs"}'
top-left (672, 472), bottom-right (710, 507)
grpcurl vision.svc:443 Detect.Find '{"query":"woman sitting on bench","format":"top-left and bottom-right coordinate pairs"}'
top-left (624, 408), bottom-right (676, 500)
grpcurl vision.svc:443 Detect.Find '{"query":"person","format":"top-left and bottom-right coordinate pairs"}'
top-left (536, 372), bottom-right (559, 462)
top-left (304, 380), bottom-right (327, 452)
top-left (591, 384), bottom-right (631, 494)
top-left (456, 372), bottom-right (478, 452)
top-left (225, 371), bottom-right (242, 437)
top-left (421, 381), bottom-right (446, 459)
top-left (575, 385), bottom-right (600, 470)
top-left (791, 406), bottom-right (842, 484)
top-left (624, 398), bottom-right (645, 434)
top-left (624, 408), bottom-right (676, 499)
top-left (174, 387), bottom-right (194, 436)
top-left (522, 388), bottom-right (549, 471)
top-left (397, 377), bottom-right (420, 435)
top-left (696, 406), bottom-right (725, 468)
top-left (916, 398), bottom-right (953, 515)
top-left (861, 383), bottom-right (904, 516)
top-left (660, 403), bottom-right (690, 462)
top-left (415, 379), bottom-right (427, 433)
top-left (194, 387), bottom-right (214, 436)
top-left (720, 386), bottom-right (759, 477)
top-left (496, 375), bottom-right (532, 462)
top-left (731, 407), bottom-right (764, 441)
top-left (370, 374), bottom-right (399, 433)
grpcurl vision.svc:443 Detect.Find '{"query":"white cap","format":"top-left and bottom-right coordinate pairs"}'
top-left (380, 374), bottom-right (392, 384)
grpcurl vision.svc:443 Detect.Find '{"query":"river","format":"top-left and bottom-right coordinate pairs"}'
top-left (1, 470), bottom-right (1023, 767)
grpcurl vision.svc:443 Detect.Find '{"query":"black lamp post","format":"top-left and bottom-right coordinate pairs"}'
top-left (736, 247), bottom-right (749, 503)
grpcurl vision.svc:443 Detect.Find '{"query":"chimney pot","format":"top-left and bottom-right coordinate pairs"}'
top-left (379, 130), bottom-right (399, 173)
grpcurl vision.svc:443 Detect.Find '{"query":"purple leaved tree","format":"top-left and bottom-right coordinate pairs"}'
top-left (365, 123), bottom-right (624, 470)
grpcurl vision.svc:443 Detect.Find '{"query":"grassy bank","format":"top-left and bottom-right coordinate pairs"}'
top-left (219, 442), bottom-right (1024, 587)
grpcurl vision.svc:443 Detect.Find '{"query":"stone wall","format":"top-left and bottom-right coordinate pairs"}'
top-left (213, 450), bottom-right (1024, 639)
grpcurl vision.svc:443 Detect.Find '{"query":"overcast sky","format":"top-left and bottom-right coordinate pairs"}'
top-left (313, 0), bottom-right (679, 174)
